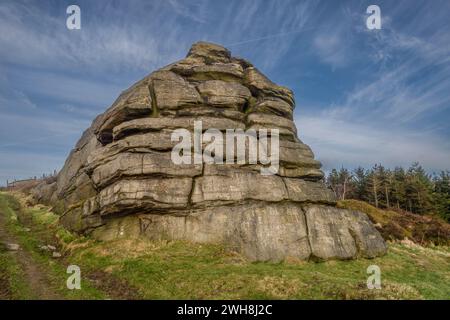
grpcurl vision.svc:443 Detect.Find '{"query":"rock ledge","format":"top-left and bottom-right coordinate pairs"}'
top-left (31, 42), bottom-right (387, 261)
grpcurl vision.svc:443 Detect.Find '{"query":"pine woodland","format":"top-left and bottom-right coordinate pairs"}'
top-left (326, 162), bottom-right (450, 222)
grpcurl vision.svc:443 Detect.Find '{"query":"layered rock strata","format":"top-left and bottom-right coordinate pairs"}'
top-left (31, 42), bottom-right (387, 261)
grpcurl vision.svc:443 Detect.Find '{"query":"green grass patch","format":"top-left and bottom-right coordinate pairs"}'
top-left (66, 238), bottom-right (449, 300)
top-left (1, 192), bottom-right (449, 300)
top-left (0, 192), bottom-right (106, 300)
top-left (0, 251), bottom-right (32, 299)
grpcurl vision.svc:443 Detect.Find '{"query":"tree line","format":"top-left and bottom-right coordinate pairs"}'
top-left (326, 162), bottom-right (450, 222)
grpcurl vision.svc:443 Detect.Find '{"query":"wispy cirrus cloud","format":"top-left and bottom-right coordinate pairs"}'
top-left (216, 0), bottom-right (318, 69)
top-left (167, 0), bottom-right (208, 24)
top-left (0, 1), bottom-right (186, 73)
top-left (297, 114), bottom-right (450, 172)
top-left (1, 0), bottom-right (450, 185)
top-left (296, 0), bottom-right (450, 173)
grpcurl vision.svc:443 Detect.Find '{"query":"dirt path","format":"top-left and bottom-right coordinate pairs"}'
top-left (0, 193), bottom-right (141, 300)
top-left (0, 205), bottom-right (62, 300)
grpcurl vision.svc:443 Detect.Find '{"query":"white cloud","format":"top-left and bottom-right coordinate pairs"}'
top-left (0, 0), bottom-right (319, 74)
top-left (313, 29), bottom-right (348, 68)
top-left (0, 112), bottom-right (88, 148)
top-left (219, 0), bottom-right (317, 70)
top-left (0, 1), bottom-right (186, 73)
top-left (168, 0), bottom-right (208, 23)
top-left (1, 0), bottom-right (449, 184)
top-left (296, 114), bottom-right (450, 172)
top-left (311, 2), bottom-right (450, 140)
top-left (0, 90), bottom-right (37, 110)
top-left (13, 70), bottom-right (123, 108)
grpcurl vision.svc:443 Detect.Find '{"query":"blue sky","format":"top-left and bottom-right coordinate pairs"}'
top-left (1, 0), bottom-right (450, 185)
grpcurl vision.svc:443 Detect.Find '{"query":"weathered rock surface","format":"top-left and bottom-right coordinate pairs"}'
top-left (304, 206), bottom-right (387, 260)
top-left (30, 41), bottom-right (387, 261)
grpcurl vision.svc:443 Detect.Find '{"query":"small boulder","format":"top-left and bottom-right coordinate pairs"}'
top-left (6, 243), bottom-right (20, 251)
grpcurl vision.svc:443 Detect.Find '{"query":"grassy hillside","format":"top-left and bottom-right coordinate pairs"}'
top-left (1, 192), bottom-right (449, 300)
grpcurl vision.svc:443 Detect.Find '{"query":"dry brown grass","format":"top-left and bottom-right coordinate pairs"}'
top-left (338, 200), bottom-right (450, 246)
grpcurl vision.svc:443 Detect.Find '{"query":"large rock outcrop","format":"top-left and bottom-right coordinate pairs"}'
top-left (31, 42), bottom-right (387, 261)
